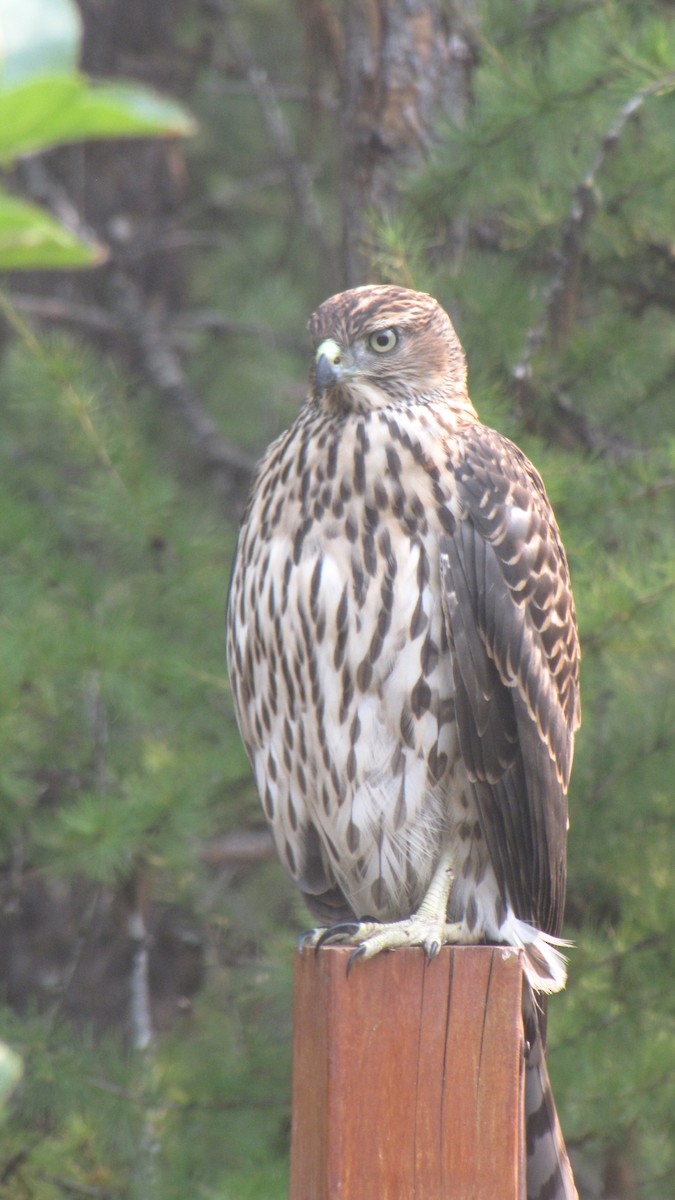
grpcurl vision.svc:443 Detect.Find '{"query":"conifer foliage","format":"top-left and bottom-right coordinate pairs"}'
top-left (0, 2), bottom-right (674, 1198)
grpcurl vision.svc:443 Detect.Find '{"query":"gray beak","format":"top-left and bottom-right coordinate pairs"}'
top-left (315, 353), bottom-right (342, 391)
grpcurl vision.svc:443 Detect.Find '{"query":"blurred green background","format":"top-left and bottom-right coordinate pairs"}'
top-left (0, 1), bottom-right (674, 1197)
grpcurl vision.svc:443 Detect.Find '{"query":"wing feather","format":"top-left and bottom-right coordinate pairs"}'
top-left (440, 426), bottom-right (580, 936)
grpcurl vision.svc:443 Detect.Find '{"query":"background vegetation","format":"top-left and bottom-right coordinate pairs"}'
top-left (0, 2), bottom-right (674, 1198)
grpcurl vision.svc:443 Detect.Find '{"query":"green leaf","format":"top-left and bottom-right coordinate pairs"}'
top-left (0, 187), bottom-right (105, 269)
top-left (0, 75), bottom-right (195, 164)
top-left (0, 0), bottom-right (80, 87)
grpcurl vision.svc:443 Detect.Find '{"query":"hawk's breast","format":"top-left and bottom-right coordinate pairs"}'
top-left (228, 404), bottom-right (478, 919)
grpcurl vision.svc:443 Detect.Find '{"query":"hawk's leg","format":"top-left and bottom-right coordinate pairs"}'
top-left (306, 846), bottom-right (467, 967)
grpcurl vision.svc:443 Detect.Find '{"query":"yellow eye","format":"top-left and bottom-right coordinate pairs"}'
top-left (368, 328), bottom-right (398, 353)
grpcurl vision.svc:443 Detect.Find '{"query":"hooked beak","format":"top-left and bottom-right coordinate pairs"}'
top-left (316, 354), bottom-right (341, 390)
top-left (314, 337), bottom-right (345, 391)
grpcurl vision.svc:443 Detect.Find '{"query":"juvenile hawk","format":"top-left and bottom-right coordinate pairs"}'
top-left (227, 285), bottom-right (580, 1200)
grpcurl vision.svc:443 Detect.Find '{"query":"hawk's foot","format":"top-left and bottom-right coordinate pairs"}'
top-left (302, 846), bottom-right (461, 970)
top-left (314, 914), bottom-right (468, 970)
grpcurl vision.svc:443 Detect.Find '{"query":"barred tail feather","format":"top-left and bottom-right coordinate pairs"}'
top-left (523, 988), bottom-right (577, 1200)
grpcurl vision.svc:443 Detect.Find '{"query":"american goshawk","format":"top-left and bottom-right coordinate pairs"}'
top-left (227, 285), bottom-right (581, 1200)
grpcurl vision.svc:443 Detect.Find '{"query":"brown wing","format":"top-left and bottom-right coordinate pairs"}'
top-left (440, 425), bottom-right (580, 937)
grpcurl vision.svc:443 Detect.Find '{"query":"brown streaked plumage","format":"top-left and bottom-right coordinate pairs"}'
top-left (227, 284), bottom-right (580, 1200)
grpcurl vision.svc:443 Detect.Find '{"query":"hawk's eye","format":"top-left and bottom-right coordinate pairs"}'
top-left (368, 328), bottom-right (398, 354)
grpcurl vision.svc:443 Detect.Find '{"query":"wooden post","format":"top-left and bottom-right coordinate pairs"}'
top-left (289, 945), bottom-right (525, 1200)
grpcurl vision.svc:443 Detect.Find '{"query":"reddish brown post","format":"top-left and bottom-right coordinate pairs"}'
top-left (289, 945), bottom-right (525, 1200)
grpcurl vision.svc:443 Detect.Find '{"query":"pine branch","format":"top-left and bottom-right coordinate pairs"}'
top-left (500, 0), bottom-right (603, 44)
top-left (110, 272), bottom-right (256, 500)
top-left (36, 883), bottom-right (109, 1031)
top-left (511, 75), bottom-right (667, 374)
top-left (10, 292), bottom-right (303, 353)
top-left (8, 294), bottom-right (120, 333)
top-left (174, 309), bottom-right (305, 353)
top-left (206, 78), bottom-right (336, 107)
top-left (200, 828), bottom-right (276, 867)
top-left (216, 1), bottom-right (337, 277)
top-left (582, 580), bottom-right (675, 652)
top-left (588, 731), bottom-right (673, 804)
top-left (7, 159), bottom-right (256, 502)
top-left (0, 292), bottom-right (123, 477)
top-left (549, 393), bottom-right (638, 461)
top-left (8, 292), bottom-right (299, 357)
top-left (512, 71), bottom-right (675, 452)
top-left (8, 284), bottom-right (285, 502)
top-left (623, 477), bottom-right (675, 505)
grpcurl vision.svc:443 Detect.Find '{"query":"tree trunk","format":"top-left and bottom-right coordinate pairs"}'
top-left (339, 0), bottom-right (476, 285)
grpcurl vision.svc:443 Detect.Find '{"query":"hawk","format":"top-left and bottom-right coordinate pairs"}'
top-left (227, 285), bottom-right (580, 1200)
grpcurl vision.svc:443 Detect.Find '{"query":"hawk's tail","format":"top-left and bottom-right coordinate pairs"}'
top-left (503, 911), bottom-right (570, 994)
top-left (524, 988), bottom-right (578, 1200)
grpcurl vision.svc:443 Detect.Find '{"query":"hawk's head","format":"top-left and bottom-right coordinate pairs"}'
top-left (307, 284), bottom-right (470, 414)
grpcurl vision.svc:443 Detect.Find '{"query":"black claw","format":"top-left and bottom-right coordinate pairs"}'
top-left (346, 944), bottom-right (367, 976)
top-left (331, 920), bottom-right (362, 936)
top-left (426, 940), bottom-right (441, 960)
top-left (315, 920), bottom-right (361, 951)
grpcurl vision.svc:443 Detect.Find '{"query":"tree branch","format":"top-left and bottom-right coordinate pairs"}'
top-left (512, 72), bottom-right (675, 454)
top-left (8, 293), bottom-right (121, 334)
top-left (110, 272), bottom-right (256, 501)
top-left (10, 292), bottom-right (303, 355)
top-left (200, 828), bottom-right (276, 867)
top-left (514, 72), bottom-right (675, 378)
top-left (175, 309), bottom-right (304, 353)
top-left (623, 476), bottom-right (675, 505)
top-left (216, 1), bottom-right (337, 278)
